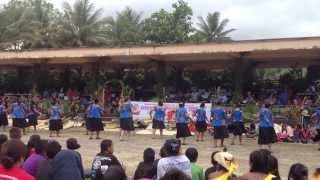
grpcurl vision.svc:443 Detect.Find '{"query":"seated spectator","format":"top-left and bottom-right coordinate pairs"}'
top-left (207, 151), bottom-right (238, 180)
top-left (268, 154), bottom-right (281, 180)
top-left (185, 147), bottom-right (203, 180)
top-left (277, 124), bottom-right (290, 142)
top-left (153, 146), bottom-right (168, 178)
top-left (66, 138), bottom-right (82, 160)
top-left (91, 139), bottom-right (121, 180)
top-left (36, 140), bottom-right (62, 180)
top-left (288, 163), bottom-right (308, 180)
top-left (102, 165), bottom-right (126, 180)
top-left (134, 148), bottom-right (156, 180)
top-left (0, 139), bottom-right (34, 180)
top-left (300, 127), bottom-right (311, 144)
top-left (26, 134), bottom-right (41, 158)
top-left (205, 151), bottom-right (220, 180)
top-left (52, 150), bottom-right (85, 180)
top-left (0, 134), bottom-right (8, 150)
top-left (293, 125), bottom-right (302, 143)
top-left (159, 169), bottom-right (191, 180)
top-left (9, 127), bottom-right (22, 140)
top-left (157, 139), bottom-right (191, 179)
top-left (246, 122), bottom-right (257, 138)
top-left (23, 139), bottom-right (47, 176)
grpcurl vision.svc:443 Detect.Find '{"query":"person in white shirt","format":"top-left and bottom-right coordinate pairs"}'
top-left (157, 139), bottom-right (191, 179)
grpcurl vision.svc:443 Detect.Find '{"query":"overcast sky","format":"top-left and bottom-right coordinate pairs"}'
top-left (2, 0), bottom-right (320, 40)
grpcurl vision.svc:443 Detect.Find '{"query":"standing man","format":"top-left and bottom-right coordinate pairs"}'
top-left (258, 103), bottom-right (276, 149)
top-left (231, 104), bottom-right (245, 145)
top-left (11, 98), bottom-right (27, 135)
top-left (195, 103), bottom-right (208, 142)
top-left (211, 102), bottom-right (227, 148)
top-left (87, 99), bottom-right (104, 140)
top-left (119, 97), bottom-right (134, 141)
top-left (150, 101), bottom-right (166, 138)
top-left (175, 103), bottom-right (191, 145)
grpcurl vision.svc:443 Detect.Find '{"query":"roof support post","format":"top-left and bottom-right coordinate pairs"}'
top-left (155, 61), bottom-right (166, 101)
top-left (307, 65), bottom-right (320, 84)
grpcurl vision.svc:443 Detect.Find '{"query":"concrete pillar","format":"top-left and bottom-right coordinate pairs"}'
top-left (232, 55), bottom-right (255, 95)
top-left (307, 65), bottom-right (320, 83)
top-left (155, 61), bottom-right (166, 101)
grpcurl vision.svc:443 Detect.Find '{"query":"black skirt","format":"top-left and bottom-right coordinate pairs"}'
top-left (28, 115), bottom-right (38, 126)
top-left (195, 121), bottom-right (207, 132)
top-left (120, 118), bottom-right (134, 131)
top-left (88, 118), bottom-right (104, 131)
top-left (258, 127), bottom-right (277, 145)
top-left (49, 119), bottom-right (63, 131)
top-left (232, 121), bottom-right (245, 136)
top-left (176, 123), bottom-right (191, 138)
top-left (213, 126), bottom-right (227, 139)
top-left (13, 118), bottom-right (27, 128)
top-left (0, 114), bottom-right (8, 126)
top-left (152, 119), bottom-right (165, 129)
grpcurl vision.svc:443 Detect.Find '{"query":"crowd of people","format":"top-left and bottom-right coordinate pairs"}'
top-left (0, 128), bottom-right (319, 180)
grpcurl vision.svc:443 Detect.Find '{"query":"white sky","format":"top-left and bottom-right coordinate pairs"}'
top-left (2, 0), bottom-right (320, 40)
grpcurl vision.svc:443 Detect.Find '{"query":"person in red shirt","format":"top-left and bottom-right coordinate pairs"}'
top-left (0, 139), bottom-right (34, 180)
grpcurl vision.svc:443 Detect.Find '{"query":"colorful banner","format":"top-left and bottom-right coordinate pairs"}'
top-left (131, 101), bottom-right (213, 121)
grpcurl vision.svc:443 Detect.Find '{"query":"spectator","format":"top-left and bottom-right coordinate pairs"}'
top-left (153, 146), bottom-right (168, 178)
top-left (133, 148), bottom-right (156, 180)
top-left (300, 127), bottom-right (311, 144)
top-left (91, 139), bottom-right (121, 180)
top-left (157, 139), bottom-right (191, 179)
top-left (36, 140), bottom-right (62, 180)
top-left (268, 154), bottom-right (281, 180)
top-left (9, 127), bottom-right (22, 140)
top-left (0, 140), bottom-right (34, 180)
top-left (26, 134), bottom-right (41, 158)
top-left (207, 151), bottom-right (237, 180)
top-left (185, 147), bottom-right (204, 180)
top-left (102, 165), bottom-right (126, 180)
top-left (23, 139), bottom-right (47, 176)
top-left (66, 138), bottom-right (81, 150)
top-left (288, 163), bottom-right (308, 180)
top-left (52, 150), bottom-right (84, 180)
top-left (159, 169), bottom-right (191, 180)
top-left (205, 151), bottom-right (220, 180)
top-left (314, 168), bottom-right (320, 180)
top-left (0, 134), bottom-right (8, 150)
top-left (293, 125), bottom-right (302, 143)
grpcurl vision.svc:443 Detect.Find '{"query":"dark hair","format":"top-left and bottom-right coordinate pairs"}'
top-left (268, 155), bottom-right (280, 180)
top-left (288, 163), bottom-right (308, 180)
top-left (35, 140), bottom-right (48, 154)
top-left (179, 103), bottom-right (184, 108)
top-left (1, 140), bottom-right (26, 169)
top-left (265, 103), bottom-right (271, 109)
top-left (216, 101), bottom-right (222, 106)
top-left (159, 168), bottom-right (191, 180)
top-left (46, 140), bottom-right (61, 159)
top-left (200, 103), bottom-right (205, 108)
top-left (185, 147), bottom-right (198, 163)
top-left (164, 139), bottom-right (181, 156)
top-left (159, 101), bottom-right (163, 106)
top-left (0, 134), bottom-right (8, 146)
top-left (27, 134), bottom-right (41, 149)
top-left (103, 165), bottom-right (126, 180)
top-left (143, 148), bottom-right (155, 163)
top-left (249, 149), bottom-right (272, 174)
top-left (211, 151), bottom-right (220, 165)
top-left (94, 99), bottom-right (99, 104)
top-left (66, 138), bottom-right (80, 150)
top-left (159, 146), bottom-right (168, 158)
top-left (9, 127), bottom-right (22, 140)
top-left (101, 139), bottom-right (113, 154)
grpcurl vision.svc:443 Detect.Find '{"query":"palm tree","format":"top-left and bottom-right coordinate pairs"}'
top-left (104, 7), bottom-right (143, 46)
top-left (57, 0), bottom-right (107, 47)
top-left (196, 12), bottom-right (235, 42)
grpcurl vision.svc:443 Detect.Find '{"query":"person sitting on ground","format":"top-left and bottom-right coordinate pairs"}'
top-left (159, 169), bottom-right (191, 180)
top-left (66, 138), bottom-right (82, 161)
top-left (277, 124), bottom-right (290, 142)
top-left (52, 149), bottom-right (85, 180)
top-left (9, 127), bottom-right (22, 140)
top-left (26, 134), bottom-right (41, 158)
top-left (36, 140), bottom-right (62, 180)
top-left (300, 127), bottom-right (311, 144)
top-left (153, 146), bottom-right (168, 178)
top-left (102, 165), bottom-right (126, 180)
top-left (288, 163), bottom-right (308, 180)
top-left (246, 122), bottom-right (257, 138)
top-left (134, 148), bottom-right (156, 180)
top-left (205, 151), bottom-right (220, 180)
top-left (293, 124), bottom-right (302, 143)
top-left (157, 139), bottom-right (191, 179)
top-left (208, 151), bottom-right (238, 180)
top-left (91, 139), bottom-right (121, 180)
top-left (22, 139), bottom-right (48, 176)
top-left (268, 154), bottom-right (281, 180)
top-left (0, 134), bottom-right (8, 150)
top-left (185, 147), bottom-right (204, 180)
top-left (0, 139), bottom-right (34, 180)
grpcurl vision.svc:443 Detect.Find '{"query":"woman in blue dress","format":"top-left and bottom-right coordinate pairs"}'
top-left (150, 101), bottom-right (166, 138)
top-left (119, 97), bottom-right (134, 141)
top-left (175, 102), bottom-right (191, 145)
top-left (49, 100), bottom-right (63, 137)
top-left (258, 103), bottom-right (276, 149)
top-left (195, 103), bottom-right (208, 141)
top-left (87, 99), bottom-right (104, 140)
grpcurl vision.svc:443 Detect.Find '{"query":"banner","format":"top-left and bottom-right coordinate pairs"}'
top-left (131, 101), bottom-right (213, 122)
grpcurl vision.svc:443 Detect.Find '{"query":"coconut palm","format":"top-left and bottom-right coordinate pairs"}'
top-left (196, 12), bottom-right (235, 42)
top-left (57, 0), bottom-right (108, 47)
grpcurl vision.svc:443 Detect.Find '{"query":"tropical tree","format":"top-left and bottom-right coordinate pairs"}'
top-left (196, 12), bottom-right (235, 42)
top-left (104, 7), bottom-right (143, 46)
top-left (56, 0), bottom-right (108, 47)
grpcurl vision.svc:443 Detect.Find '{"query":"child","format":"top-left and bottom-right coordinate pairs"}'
top-left (133, 148), bottom-right (156, 180)
top-left (293, 124), bottom-right (302, 143)
top-left (185, 147), bottom-right (204, 180)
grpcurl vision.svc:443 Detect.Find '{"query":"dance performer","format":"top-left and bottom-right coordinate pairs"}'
top-left (27, 101), bottom-right (41, 132)
top-left (211, 102), bottom-right (227, 148)
top-left (84, 97), bottom-right (92, 135)
top-left (150, 101), bottom-right (166, 138)
top-left (195, 103), bottom-right (207, 142)
top-left (11, 98), bottom-right (27, 135)
top-left (0, 100), bottom-right (8, 131)
top-left (49, 100), bottom-right (63, 137)
top-left (87, 99), bottom-right (104, 140)
top-left (258, 104), bottom-right (276, 149)
top-left (175, 102), bottom-right (191, 145)
top-left (119, 97), bottom-right (134, 141)
top-left (312, 107), bottom-right (320, 151)
top-left (231, 104), bottom-right (245, 145)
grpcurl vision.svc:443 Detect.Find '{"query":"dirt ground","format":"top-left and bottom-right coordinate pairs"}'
top-left (15, 127), bottom-right (320, 179)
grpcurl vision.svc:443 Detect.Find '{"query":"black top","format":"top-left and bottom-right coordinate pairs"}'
top-left (133, 161), bottom-right (156, 180)
top-left (205, 166), bottom-right (217, 180)
top-left (91, 153), bottom-right (121, 180)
